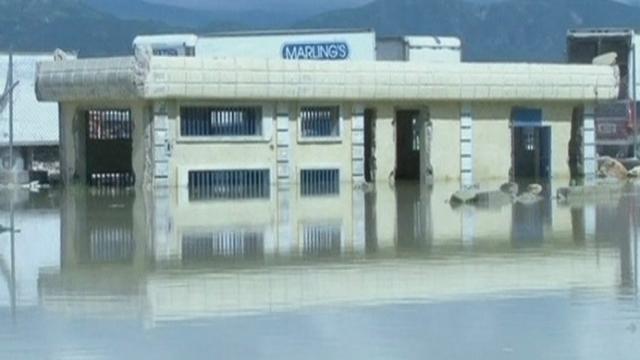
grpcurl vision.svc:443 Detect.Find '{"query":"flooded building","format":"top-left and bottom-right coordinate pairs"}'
top-left (34, 30), bottom-right (619, 190)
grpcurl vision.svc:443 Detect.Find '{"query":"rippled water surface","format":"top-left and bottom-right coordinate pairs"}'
top-left (0, 182), bottom-right (639, 359)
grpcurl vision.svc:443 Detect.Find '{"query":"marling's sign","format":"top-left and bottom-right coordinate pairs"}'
top-left (281, 42), bottom-right (350, 60)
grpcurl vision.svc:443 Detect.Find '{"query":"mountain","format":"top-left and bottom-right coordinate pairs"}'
top-left (85, 0), bottom-right (301, 30)
top-left (297, 0), bottom-right (640, 61)
top-left (84, 0), bottom-right (216, 27)
top-left (0, 0), bottom-right (182, 56)
top-left (2, 0), bottom-right (640, 61)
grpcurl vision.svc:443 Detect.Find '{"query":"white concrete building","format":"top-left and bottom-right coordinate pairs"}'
top-left (35, 30), bottom-right (619, 191)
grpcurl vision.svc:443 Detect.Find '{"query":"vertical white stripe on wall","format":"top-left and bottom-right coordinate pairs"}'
top-left (460, 103), bottom-right (474, 188)
top-left (583, 104), bottom-right (597, 184)
top-left (276, 103), bottom-right (291, 184)
top-left (352, 105), bottom-right (366, 185)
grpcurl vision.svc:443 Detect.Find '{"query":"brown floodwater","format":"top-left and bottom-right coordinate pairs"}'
top-left (0, 181), bottom-right (639, 359)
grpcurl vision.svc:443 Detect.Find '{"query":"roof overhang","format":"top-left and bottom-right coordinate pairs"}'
top-left (35, 53), bottom-right (620, 104)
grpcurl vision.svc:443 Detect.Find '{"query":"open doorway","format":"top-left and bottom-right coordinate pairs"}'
top-left (512, 108), bottom-right (551, 181)
top-left (395, 110), bottom-right (420, 180)
top-left (85, 109), bottom-right (135, 187)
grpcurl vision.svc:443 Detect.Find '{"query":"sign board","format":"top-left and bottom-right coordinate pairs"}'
top-left (282, 42), bottom-right (350, 60)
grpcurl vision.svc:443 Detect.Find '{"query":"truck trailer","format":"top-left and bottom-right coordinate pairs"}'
top-left (567, 28), bottom-right (639, 159)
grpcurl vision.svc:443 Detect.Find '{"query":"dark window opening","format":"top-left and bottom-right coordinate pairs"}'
top-left (300, 106), bottom-right (340, 138)
top-left (85, 109), bottom-right (134, 187)
top-left (181, 106), bottom-right (262, 137)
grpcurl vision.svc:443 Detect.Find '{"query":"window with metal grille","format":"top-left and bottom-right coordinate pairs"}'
top-left (182, 230), bottom-right (264, 261)
top-left (188, 169), bottom-right (270, 200)
top-left (300, 169), bottom-right (340, 196)
top-left (87, 110), bottom-right (132, 140)
top-left (89, 227), bottom-right (135, 263)
top-left (181, 106), bottom-right (262, 137)
top-left (300, 106), bottom-right (340, 138)
top-left (302, 223), bottom-right (342, 257)
top-left (89, 173), bottom-right (136, 187)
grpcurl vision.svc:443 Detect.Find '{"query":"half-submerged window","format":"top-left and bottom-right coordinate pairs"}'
top-left (188, 169), bottom-right (270, 200)
top-left (302, 223), bottom-right (342, 257)
top-left (300, 106), bottom-right (340, 138)
top-left (89, 226), bottom-right (134, 263)
top-left (300, 169), bottom-right (340, 196)
top-left (181, 106), bottom-right (262, 137)
top-left (182, 230), bottom-right (264, 261)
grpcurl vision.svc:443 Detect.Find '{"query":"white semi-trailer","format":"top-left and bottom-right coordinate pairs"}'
top-left (133, 29), bottom-right (462, 64)
top-left (134, 29), bottom-right (377, 61)
top-left (567, 28), bottom-right (639, 158)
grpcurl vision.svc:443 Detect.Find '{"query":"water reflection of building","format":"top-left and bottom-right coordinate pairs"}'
top-left (19, 183), bottom-right (638, 325)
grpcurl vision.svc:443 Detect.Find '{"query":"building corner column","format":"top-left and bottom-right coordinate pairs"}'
top-left (582, 104), bottom-right (597, 184)
top-left (152, 101), bottom-right (171, 188)
top-left (460, 103), bottom-right (474, 188)
top-left (351, 105), bottom-right (366, 185)
top-left (276, 103), bottom-right (292, 186)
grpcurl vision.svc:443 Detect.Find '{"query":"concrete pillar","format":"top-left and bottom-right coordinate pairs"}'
top-left (351, 105), bottom-right (366, 185)
top-left (430, 104), bottom-right (461, 182)
top-left (276, 103), bottom-right (292, 185)
top-left (459, 104), bottom-right (476, 245)
top-left (582, 104), bottom-right (597, 184)
top-left (352, 188), bottom-right (366, 256)
top-left (374, 106), bottom-right (395, 184)
top-left (131, 104), bottom-right (148, 188)
top-left (277, 187), bottom-right (293, 257)
top-left (418, 107), bottom-right (433, 185)
top-left (460, 104), bottom-right (473, 188)
top-left (152, 101), bottom-right (170, 188)
top-left (64, 104), bottom-right (87, 185)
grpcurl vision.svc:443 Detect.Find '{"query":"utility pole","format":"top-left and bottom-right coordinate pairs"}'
top-left (8, 51), bottom-right (13, 178)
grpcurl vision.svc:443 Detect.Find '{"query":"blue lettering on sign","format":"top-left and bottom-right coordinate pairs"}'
top-left (282, 42), bottom-right (350, 60)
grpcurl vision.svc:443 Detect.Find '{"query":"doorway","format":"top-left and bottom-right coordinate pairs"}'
top-left (513, 126), bottom-right (551, 180)
top-left (395, 110), bottom-right (420, 180)
top-left (364, 109), bottom-right (376, 183)
top-left (85, 109), bottom-right (135, 187)
top-left (511, 108), bottom-right (551, 181)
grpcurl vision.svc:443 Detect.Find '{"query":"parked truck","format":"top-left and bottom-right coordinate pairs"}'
top-left (567, 28), bottom-right (639, 159)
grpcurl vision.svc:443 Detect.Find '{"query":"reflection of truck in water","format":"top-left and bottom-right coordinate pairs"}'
top-left (567, 29), bottom-right (638, 159)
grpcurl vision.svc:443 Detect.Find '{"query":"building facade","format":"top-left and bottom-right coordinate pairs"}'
top-left (35, 30), bottom-right (619, 191)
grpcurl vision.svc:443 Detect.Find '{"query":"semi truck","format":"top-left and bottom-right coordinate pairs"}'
top-left (133, 29), bottom-right (462, 64)
top-left (567, 28), bottom-right (639, 159)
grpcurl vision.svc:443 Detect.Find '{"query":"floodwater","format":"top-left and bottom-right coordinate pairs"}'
top-left (0, 181), bottom-right (639, 360)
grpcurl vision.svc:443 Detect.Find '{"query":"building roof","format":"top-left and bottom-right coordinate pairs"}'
top-left (35, 53), bottom-right (620, 103)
